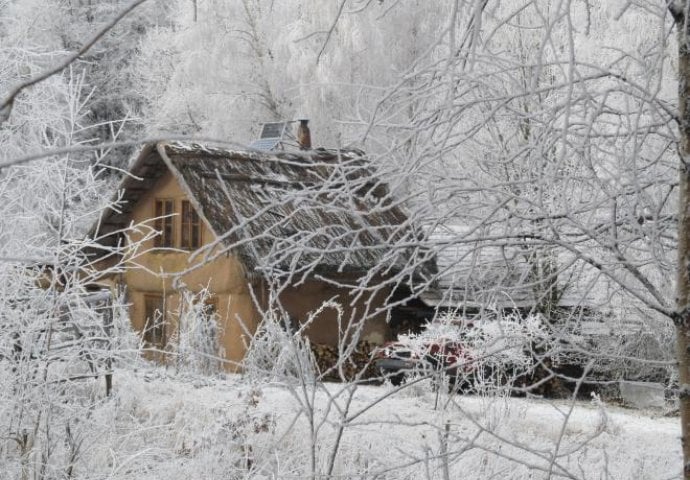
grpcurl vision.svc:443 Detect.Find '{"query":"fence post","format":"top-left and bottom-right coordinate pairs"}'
top-left (103, 291), bottom-right (113, 397)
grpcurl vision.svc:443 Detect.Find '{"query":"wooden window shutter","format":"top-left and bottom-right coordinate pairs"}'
top-left (181, 200), bottom-right (201, 250)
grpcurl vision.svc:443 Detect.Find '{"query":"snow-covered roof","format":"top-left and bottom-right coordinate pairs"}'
top-left (422, 224), bottom-right (601, 310)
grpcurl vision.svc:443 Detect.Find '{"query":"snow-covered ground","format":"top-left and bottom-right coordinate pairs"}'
top-left (61, 367), bottom-right (683, 480)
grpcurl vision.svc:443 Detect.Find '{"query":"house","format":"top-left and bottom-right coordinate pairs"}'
top-left (88, 140), bottom-right (434, 369)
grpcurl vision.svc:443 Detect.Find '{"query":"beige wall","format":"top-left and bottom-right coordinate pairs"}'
top-left (278, 279), bottom-right (392, 347)
top-left (125, 171), bottom-right (261, 368)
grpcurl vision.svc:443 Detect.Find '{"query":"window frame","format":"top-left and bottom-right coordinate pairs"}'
top-left (153, 198), bottom-right (175, 248)
top-left (180, 199), bottom-right (202, 250)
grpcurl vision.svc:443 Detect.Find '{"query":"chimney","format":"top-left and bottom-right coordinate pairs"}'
top-left (297, 119), bottom-right (311, 150)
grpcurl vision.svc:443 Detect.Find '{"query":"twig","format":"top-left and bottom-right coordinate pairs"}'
top-left (0, 0), bottom-right (151, 122)
top-left (316, 0), bottom-right (348, 65)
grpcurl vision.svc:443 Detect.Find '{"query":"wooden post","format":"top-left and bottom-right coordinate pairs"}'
top-left (103, 292), bottom-right (113, 397)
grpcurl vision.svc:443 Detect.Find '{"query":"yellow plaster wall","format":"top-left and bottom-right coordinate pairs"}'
top-left (216, 291), bottom-right (261, 365)
top-left (278, 279), bottom-right (392, 347)
top-left (124, 171), bottom-right (261, 369)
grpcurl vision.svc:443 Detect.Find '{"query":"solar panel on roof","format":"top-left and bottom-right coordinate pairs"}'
top-left (249, 138), bottom-right (282, 150)
top-left (249, 121), bottom-right (288, 150)
top-left (260, 122), bottom-right (286, 138)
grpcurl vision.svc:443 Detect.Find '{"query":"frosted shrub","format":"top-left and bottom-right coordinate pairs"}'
top-left (0, 264), bottom-right (132, 479)
top-left (467, 314), bottom-right (552, 368)
top-left (583, 316), bottom-right (674, 384)
top-left (110, 290), bottom-right (146, 368)
top-left (463, 314), bottom-right (554, 391)
top-left (398, 313), bottom-right (555, 393)
top-left (170, 288), bottom-right (223, 375)
top-left (243, 307), bottom-right (315, 383)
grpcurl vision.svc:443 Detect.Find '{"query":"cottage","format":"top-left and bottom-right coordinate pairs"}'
top-left (88, 141), bottom-right (433, 369)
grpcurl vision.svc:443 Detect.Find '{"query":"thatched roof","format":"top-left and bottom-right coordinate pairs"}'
top-left (91, 142), bottom-right (436, 281)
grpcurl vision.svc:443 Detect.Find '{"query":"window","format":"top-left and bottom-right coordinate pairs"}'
top-left (154, 199), bottom-right (174, 248)
top-left (180, 200), bottom-right (201, 250)
top-left (152, 199), bottom-right (201, 250)
top-left (143, 294), bottom-right (166, 347)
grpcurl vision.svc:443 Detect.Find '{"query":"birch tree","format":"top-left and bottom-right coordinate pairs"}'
top-left (668, 1), bottom-right (690, 476)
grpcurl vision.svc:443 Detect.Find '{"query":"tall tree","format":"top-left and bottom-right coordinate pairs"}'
top-left (668, 1), bottom-right (690, 476)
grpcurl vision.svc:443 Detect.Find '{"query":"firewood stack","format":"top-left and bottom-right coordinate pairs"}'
top-left (310, 341), bottom-right (379, 382)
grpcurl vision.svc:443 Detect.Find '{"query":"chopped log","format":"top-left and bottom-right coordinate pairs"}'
top-left (310, 341), bottom-right (379, 382)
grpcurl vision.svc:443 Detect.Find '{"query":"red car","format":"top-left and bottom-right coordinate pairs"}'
top-left (374, 335), bottom-right (475, 387)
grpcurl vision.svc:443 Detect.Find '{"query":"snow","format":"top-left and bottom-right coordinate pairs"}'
top-left (69, 366), bottom-right (682, 480)
top-left (619, 381), bottom-right (667, 409)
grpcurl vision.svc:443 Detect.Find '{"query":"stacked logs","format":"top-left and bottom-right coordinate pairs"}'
top-left (310, 341), bottom-right (379, 382)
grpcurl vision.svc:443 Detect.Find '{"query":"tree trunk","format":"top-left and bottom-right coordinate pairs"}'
top-left (674, 4), bottom-right (690, 478)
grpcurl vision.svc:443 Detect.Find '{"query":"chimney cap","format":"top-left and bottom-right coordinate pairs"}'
top-left (297, 119), bottom-right (311, 150)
